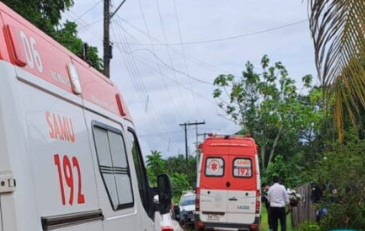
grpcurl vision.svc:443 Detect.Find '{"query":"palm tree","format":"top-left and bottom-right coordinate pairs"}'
top-left (309, 0), bottom-right (365, 140)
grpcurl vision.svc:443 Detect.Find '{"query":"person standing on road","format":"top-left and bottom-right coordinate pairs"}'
top-left (267, 176), bottom-right (290, 231)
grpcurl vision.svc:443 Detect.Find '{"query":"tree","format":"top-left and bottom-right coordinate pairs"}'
top-left (145, 151), bottom-right (193, 202)
top-left (170, 173), bottom-right (191, 203)
top-left (146, 150), bottom-right (166, 186)
top-left (309, 0), bottom-right (365, 140)
top-left (54, 21), bottom-right (103, 71)
top-left (3, 1), bottom-right (103, 72)
top-left (2, 0), bottom-right (73, 36)
top-left (213, 55), bottom-right (317, 172)
top-left (265, 155), bottom-right (303, 188)
top-left (166, 154), bottom-right (197, 186)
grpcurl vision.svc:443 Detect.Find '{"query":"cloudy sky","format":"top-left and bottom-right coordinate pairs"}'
top-left (63, 0), bottom-right (317, 159)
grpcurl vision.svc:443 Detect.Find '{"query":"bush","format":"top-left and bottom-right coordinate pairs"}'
top-left (309, 140), bottom-right (365, 230)
top-left (295, 221), bottom-right (321, 231)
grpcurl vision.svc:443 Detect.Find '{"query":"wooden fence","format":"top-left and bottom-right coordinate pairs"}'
top-left (290, 183), bottom-right (317, 226)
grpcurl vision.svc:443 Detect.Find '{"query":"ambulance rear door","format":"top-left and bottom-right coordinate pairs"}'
top-left (226, 144), bottom-right (257, 225)
top-left (199, 141), bottom-right (229, 224)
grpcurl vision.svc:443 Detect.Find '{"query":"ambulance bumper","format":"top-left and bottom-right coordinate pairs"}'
top-left (195, 215), bottom-right (260, 231)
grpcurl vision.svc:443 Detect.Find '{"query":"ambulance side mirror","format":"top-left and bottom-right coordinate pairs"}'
top-left (157, 174), bottom-right (173, 214)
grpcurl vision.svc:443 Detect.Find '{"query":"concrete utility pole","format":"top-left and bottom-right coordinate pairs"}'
top-left (103, 0), bottom-right (111, 78)
top-left (103, 0), bottom-right (127, 78)
top-left (179, 121), bottom-right (205, 174)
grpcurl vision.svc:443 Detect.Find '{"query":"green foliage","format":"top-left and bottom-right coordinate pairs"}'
top-left (265, 155), bottom-right (304, 188)
top-left (170, 172), bottom-right (191, 203)
top-left (145, 151), bottom-right (195, 201)
top-left (166, 154), bottom-right (197, 186)
top-left (310, 140), bottom-right (365, 230)
top-left (3, 0), bottom-right (103, 72)
top-left (54, 21), bottom-right (103, 71)
top-left (294, 221), bottom-right (321, 231)
top-left (213, 55), bottom-right (329, 184)
top-left (2, 0), bottom-right (73, 35)
top-left (146, 150), bottom-right (166, 186)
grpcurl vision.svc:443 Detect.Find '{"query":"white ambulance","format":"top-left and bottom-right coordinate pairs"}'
top-left (0, 2), bottom-right (173, 231)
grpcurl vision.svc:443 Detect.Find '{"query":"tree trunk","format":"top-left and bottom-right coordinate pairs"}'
top-left (267, 124), bottom-right (284, 167)
top-left (260, 145), bottom-right (266, 171)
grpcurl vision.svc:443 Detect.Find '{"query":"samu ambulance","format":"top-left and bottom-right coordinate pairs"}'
top-left (195, 134), bottom-right (261, 231)
top-left (0, 2), bottom-right (173, 231)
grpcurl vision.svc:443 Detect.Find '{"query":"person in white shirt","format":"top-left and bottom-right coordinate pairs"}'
top-left (267, 176), bottom-right (290, 231)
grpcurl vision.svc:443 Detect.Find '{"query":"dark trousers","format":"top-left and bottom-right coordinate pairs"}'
top-left (270, 207), bottom-right (286, 231)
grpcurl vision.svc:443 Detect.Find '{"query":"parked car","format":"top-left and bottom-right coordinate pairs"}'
top-left (177, 191), bottom-right (196, 225)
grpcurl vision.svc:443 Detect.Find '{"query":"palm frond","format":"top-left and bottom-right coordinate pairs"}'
top-left (309, 0), bottom-right (365, 140)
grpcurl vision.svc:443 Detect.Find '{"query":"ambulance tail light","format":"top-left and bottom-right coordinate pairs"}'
top-left (250, 224), bottom-right (258, 231)
top-left (195, 187), bottom-right (200, 211)
top-left (197, 220), bottom-right (204, 228)
top-left (255, 190), bottom-right (261, 214)
top-left (161, 226), bottom-right (174, 231)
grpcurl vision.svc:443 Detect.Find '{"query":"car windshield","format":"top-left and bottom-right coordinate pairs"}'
top-left (180, 195), bottom-right (195, 206)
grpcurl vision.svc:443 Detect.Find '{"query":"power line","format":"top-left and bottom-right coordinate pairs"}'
top-left (78, 17), bottom-right (104, 29)
top-left (113, 17), bottom-right (187, 124)
top-left (114, 17), bottom-right (228, 74)
top-left (152, 0), bottom-right (202, 120)
top-left (172, 0), bottom-right (190, 80)
top-left (132, 0), bottom-right (189, 121)
top-left (128, 48), bottom-right (213, 86)
top-left (111, 19), bottom-right (181, 154)
top-left (122, 19), bottom-right (308, 46)
top-left (74, 0), bottom-right (103, 22)
top-left (123, 49), bottom-right (219, 106)
top-left (65, 11), bottom-right (103, 41)
top-left (152, 0), bottom-right (202, 119)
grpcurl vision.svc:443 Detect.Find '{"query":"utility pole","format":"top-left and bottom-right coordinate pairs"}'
top-left (103, 0), bottom-right (111, 78)
top-left (103, 0), bottom-right (127, 78)
top-left (179, 121), bottom-right (205, 174)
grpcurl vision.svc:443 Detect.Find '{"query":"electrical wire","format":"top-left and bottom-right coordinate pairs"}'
top-left (128, 48), bottom-right (213, 86)
top-left (115, 17), bottom-right (228, 74)
top-left (153, 0), bottom-right (202, 120)
top-left (123, 19), bottom-right (308, 46)
top-left (111, 18), bottom-right (181, 154)
top-left (74, 0), bottom-right (103, 22)
top-left (66, 11), bottom-right (103, 41)
top-left (138, 0), bottom-right (192, 120)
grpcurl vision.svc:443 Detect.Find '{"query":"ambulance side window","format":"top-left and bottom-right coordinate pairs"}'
top-left (205, 157), bottom-right (224, 177)
top-left (127, 129), bottom-right (154, 219)
top-left (93, 126), bottom-right (134, 210)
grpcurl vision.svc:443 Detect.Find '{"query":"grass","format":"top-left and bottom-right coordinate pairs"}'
top-left (260, 207), bottom-right (293, 231)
